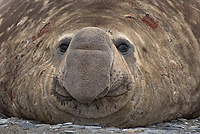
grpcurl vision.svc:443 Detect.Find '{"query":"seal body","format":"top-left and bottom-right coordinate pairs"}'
top-left (0, 0), bottom-right (200, 128)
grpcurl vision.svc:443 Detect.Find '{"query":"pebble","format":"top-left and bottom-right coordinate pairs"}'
top-left (85, 126), bottom-right (102, 129)
top-left (1, 113), bottom-right (200, 133)
top-left (63, 122), bottom-right (73, 125)
top-left (19, 121), bottom-right (38, 128)
top-left (105, 127), bottom-right (121, 131)
top-left (171, 124), bottom-right (184, 128)
top-left (51, 125), bottom-right (61, 129)
top-left (0, 124), bottom-right (8, 128)
top-left (42, 133), bottom-right (49, 134)
top-left (64, 130), bottom-right (76, 133)
top-left (0, 119), bottom-right (7, 125)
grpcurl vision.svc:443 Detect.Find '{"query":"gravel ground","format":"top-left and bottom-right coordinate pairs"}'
top-left (0, 113), bottom-right (200, 134)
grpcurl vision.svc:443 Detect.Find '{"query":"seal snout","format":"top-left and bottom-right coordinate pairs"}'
top-left (63, 27), bottom-right (113, 104)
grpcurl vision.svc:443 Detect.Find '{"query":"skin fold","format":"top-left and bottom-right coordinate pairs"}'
top-left (0, 0), bottom-right (200, 128)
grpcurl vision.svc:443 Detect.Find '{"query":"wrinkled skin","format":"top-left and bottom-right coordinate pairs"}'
top-left (0, 0), bottom-right (200, 128)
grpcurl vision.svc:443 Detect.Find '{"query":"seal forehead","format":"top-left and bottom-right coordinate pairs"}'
top-left (70, 27), bottom-right (112, 50)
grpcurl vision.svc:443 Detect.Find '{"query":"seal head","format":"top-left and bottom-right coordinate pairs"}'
top-left (51, 27), bottom-right (134, 119)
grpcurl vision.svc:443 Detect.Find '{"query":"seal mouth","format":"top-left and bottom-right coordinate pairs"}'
top-left (52, 74), bottom-right (131, 105)
top-left (51, 73), bottom-right (134, 118)
top-left (52, 77), bottom-right (75, 104)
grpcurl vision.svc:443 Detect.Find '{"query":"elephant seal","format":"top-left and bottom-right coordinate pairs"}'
top-left (0, 0), bottom-right (200, 128)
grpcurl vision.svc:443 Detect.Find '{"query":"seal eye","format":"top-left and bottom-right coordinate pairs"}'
top-left (117, 43), bottom-right (129, 52)
top-left (113, 38), bottom-right (130, 54)
top-left (58, 38), bottom-right (71, 53)
top-left (59, 44), bottom-right (69, 53)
